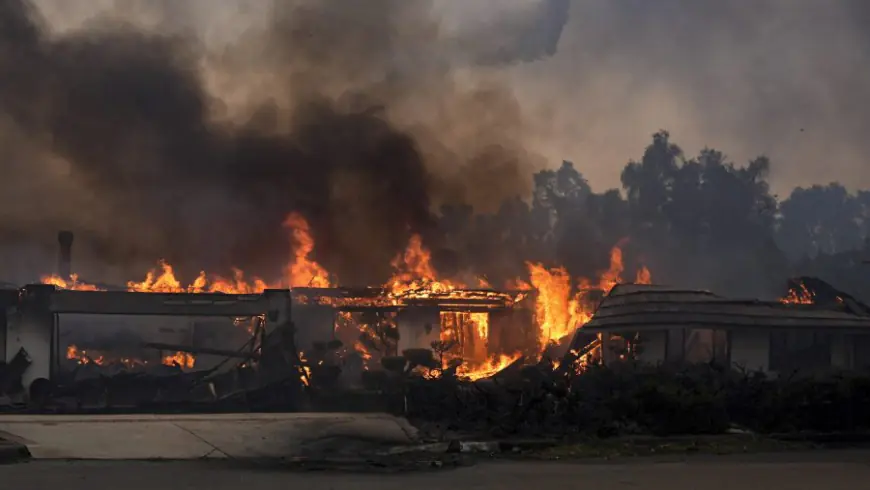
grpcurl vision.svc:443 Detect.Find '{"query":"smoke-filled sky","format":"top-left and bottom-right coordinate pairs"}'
top-left (1, 0), bottom-right (870, 284)
top-left (0, 0), bottom-right (559, 284)
top-left (521, 0), bottom-right (870, 196)
top-left (32, 0), bottom-right (870, 195)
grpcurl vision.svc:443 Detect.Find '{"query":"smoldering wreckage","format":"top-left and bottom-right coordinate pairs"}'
top-left (0, 219), bottom-right (868, 435)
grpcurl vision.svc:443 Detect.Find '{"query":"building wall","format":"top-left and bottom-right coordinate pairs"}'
top-left (59, 314), bottom-right (196, 347)
top-left (729, 330), bottom-right (769, 372)
top-left (602, 327), bottom-right (870, 374)
top-left (601, 328), bottom-right (770, 372)
top-left (637, 330), bottom-right (666, 364)
top-left (831, 333), bottom-right (851, 369)
top-left (5, 311), bottom-right (52, 389)
top-left (851, 334), bottom-right (870, 369)
top-left (396, 307), bottom-right (440, 353)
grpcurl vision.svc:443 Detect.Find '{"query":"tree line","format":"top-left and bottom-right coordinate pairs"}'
top-left (429, 131), bottom-right (870, 301)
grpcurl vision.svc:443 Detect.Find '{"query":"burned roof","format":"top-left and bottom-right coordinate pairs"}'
top-left (583, 283), bottom-right (870, 332)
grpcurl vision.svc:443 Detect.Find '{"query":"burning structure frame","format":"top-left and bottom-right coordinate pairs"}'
top-left (0, 282), bottom-right (535, 404)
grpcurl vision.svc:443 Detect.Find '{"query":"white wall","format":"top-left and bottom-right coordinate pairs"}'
top-left (5, 313), bottom-right (52, 390)
top-left (396, 307), bottom-right (440, 353)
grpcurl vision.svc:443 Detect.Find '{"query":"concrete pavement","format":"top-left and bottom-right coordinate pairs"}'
top-left (1, 453), bottom-right (869, 490)
top-left (0, 413), bottom-right (418, 459)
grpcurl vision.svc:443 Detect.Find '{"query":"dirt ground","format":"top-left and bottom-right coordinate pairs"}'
top-left (1, 451), bottom-right (868, 490)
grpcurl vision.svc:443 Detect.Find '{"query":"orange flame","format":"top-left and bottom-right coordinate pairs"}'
top-left (66, 344), bottom-right (104, 365)
top-left (458, 353), bottom-right (521, 381)
top-left (596, 246), bottom-right (624, 293)
top-left (66, 344), bottom-right (131, 366)
top-left (298, 351), bottom-right (312, 386)
top-left (47, 213), bottom-right (333, 294)
top-left (527, 264), bottom-right (585, 345)
top-left (42, 274), bottom-right (102, 291)
top-left (526, 245), bottom-right (652, 347)
top-left (210, 269), bottom-right (271, 294)
top-left (781, 283), bottom-right (814, 305)
top-left (636, 266), bottom-right (652, 285)
top-left (127, 261), bottom-right (190, 293)
top-left (68, 344), bottom-right (192, 369)
top-left (387, 234), bottom-right (459, 297)
top-left (162, 351), bottom-right (196, 369)
top-left (284, 212), bottom-right (332, 288)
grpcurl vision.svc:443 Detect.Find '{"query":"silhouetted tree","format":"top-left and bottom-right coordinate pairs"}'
top-left (427, 129), bottom-right (867, 301)
top-left (777, 183), bottom-right (866, 261)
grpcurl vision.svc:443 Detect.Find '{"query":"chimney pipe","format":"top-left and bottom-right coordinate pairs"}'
top-left (57, 231), bottom-right (73, 279)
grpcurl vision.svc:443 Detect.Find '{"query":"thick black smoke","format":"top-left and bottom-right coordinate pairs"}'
top-left (0, 0), bottom-right (546, 286)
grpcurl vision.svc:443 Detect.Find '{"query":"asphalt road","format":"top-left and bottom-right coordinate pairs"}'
top-left (2, 452), bottom-right (869, 490)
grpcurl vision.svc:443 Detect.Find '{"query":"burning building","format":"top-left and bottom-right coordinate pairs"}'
top-left (584, 278), bottom-right (870, 374)
top-left (0, 217), bottom-right (651, 407)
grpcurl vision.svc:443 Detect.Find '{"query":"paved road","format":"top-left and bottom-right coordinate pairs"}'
top-left (2, 452), bottom-right (869, 490)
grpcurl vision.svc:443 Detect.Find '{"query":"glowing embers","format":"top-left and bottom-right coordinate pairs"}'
top-left (161, 351), bottom-right (196, 369)
top-left (65, 344), bottom-right (196, 369)
top-left (781, 282), bottom-right (815, 305)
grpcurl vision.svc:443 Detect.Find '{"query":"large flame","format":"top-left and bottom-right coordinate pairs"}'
top-left (127, 261), bottom-right (196, 293)
top-left (43, 213), bottom-right (331, 294)
top-left (458, 354), bottom-right (521, 381)
top-left (284, 212), bottom-right (332, 288)
top-left (385, 236), bottom-right (526, 380)
top-left (528, 264), bottom-right (584, 345)
top-left (527, 244), bottom-right (652, 347)
top-left (387, 234), bottom-right (459, 297)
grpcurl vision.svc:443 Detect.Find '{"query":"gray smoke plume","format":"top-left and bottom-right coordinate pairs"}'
top-left (0, 0), bottom-right (557, 286)
top-left (516, 0), bottom-right (870, 196)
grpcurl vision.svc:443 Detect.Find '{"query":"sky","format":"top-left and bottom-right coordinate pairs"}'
top-left (27, 0), bottom-right (870, 198)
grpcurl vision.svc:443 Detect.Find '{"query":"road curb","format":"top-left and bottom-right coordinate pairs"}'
top-left (0, 441), bottom-right (31, 464)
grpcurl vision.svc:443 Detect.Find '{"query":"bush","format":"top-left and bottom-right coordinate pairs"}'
top-left (394, 361), bottom-right (870, 437)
